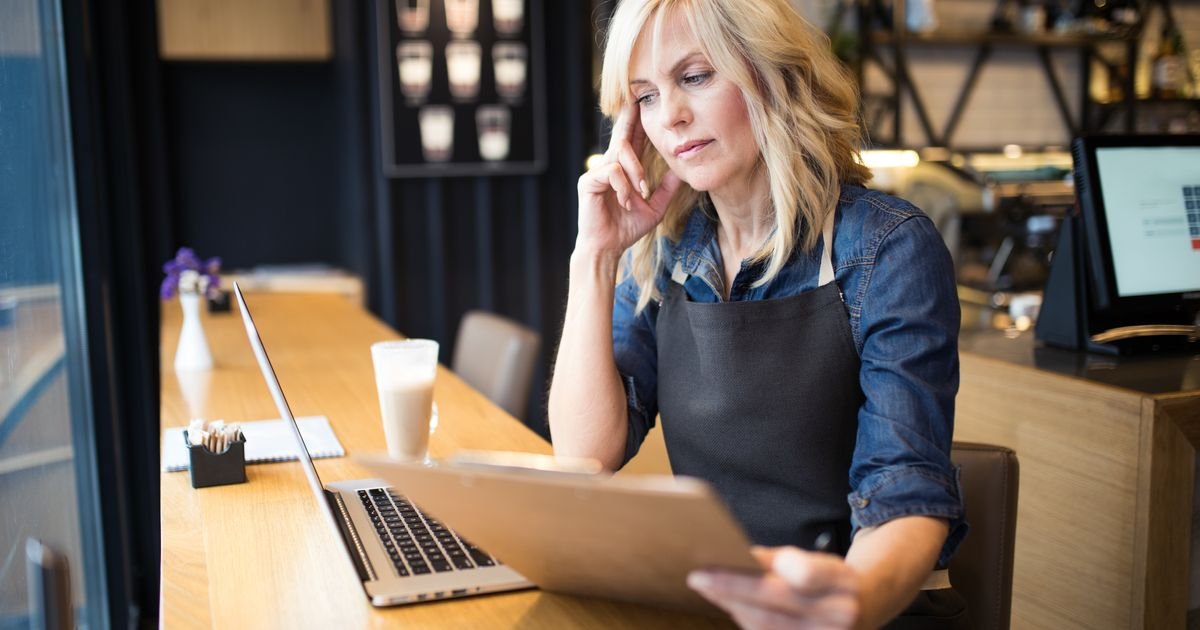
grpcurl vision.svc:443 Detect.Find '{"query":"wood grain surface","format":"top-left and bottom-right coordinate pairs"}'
top-left (956, 349), bottom-right (1200, 629)
top-left (159, 291), bottom-right (731, 628)
top-left (157, 0), bottom-right (332, 61)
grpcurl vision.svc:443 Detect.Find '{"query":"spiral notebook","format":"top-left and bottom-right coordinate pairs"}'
top-left (161, 415), bottom-right (345, 472)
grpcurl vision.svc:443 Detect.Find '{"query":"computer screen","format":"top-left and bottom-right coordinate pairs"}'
top-left (1071, 135), bottom-right (1200, 314)
top-left (1038, 135), bottom-right (1199, 353)
top-left (1093, 146), bottom-right (1200, 298)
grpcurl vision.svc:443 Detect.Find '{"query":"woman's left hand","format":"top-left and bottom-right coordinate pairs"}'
top-left (688, 546), bottom-right (862, 630)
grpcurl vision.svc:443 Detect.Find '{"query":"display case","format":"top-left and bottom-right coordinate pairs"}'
top-left (376, 0), bottom-right (547, 177)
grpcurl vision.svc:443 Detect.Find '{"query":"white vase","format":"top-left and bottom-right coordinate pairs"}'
top-left (174, 293), bottom-right (213, 371)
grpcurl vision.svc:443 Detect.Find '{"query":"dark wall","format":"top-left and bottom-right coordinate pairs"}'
top-left (164, 63), bottom-right (345, 269)
top-left (162, 2), bottom-right (597, 436)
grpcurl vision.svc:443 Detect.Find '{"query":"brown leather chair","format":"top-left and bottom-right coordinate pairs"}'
top-left (451, 310), bottom-right (541, 420)
top-left (949, 442), bottom-right (1020, 630)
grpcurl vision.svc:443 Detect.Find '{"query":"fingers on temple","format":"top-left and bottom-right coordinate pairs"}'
top-left (579, 165), bottom-right (614, 194)
top-left (615, 143), bottom-right (648, 199)
top-left (605, 162), bottom-right (636, 209)
top-left (607, 103), bottom-right (639, 155)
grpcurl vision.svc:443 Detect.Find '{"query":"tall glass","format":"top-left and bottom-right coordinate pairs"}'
top-left (371, 340), bottom-right (439, 462)
top-left (493, 42), bottom-right (527, 102)
top-left (418, 106), bottom-right (454, 162)
top-left (397, 41), bottom-right (432, 104)
top-left (446, 40), bottom-right (481, 101)
top-left (445, 0), bottom-right (479, 37)
top-left (492, 0), bottom-right (524, 34)
top-left (476, 105), bottom-right (511, 161)
top-left (396, 0), bottom-right (430, 34)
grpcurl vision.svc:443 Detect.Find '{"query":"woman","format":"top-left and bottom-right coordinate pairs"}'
top-left (548, 0), bottom-right (966, 627)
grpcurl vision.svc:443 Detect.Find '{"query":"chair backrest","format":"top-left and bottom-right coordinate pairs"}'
top-left (949, 442), bottom-right (1019, 630)
top-left (451, 310), bottom-right (541, 420)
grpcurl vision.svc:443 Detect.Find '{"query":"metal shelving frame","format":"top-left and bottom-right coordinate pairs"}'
top-left (846, 0), bottom-right (1197, 148)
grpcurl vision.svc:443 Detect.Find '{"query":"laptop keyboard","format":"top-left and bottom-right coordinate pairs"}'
top-left (359, 488), bottom-right (500, 578)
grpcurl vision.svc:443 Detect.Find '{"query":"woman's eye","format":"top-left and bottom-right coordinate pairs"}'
top-left (635, 92), bottom-right (657, 106)
top-left (682, 71), bottom-right (712, 86)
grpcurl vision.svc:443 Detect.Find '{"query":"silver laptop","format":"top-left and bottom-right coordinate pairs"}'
top-left (233, 283), bottom-right (533, 606)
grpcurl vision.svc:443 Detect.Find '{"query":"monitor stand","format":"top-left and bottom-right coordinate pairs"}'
top-left (1036, 214), bottom-right (1200, 355)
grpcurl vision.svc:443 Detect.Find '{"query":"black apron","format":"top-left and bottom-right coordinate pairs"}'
top-left (657, 278), bottom-right (859, 551)
top-left (654, 212), bottom-right (968, 628)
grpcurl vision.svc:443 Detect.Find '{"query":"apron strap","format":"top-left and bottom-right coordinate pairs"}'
top-left (671, 261), bottom-right (688, 286)
top-left (671, 209), bottom-right (837, 288)
top-left (818, 209), bottom-right (836, 287)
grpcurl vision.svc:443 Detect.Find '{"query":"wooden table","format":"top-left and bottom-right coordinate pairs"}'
top-left (159, 291), bottom-right (729, 628)
top-left (955, 330), bottom-right (1200, 629)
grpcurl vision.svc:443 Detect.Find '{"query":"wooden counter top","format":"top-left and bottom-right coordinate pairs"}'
top-left (159, 291), bottom-right (729, 628)
top-left (956, 327), bottom-right (1200, 628)
top-left (960, 328), bottom-right (1200, 395)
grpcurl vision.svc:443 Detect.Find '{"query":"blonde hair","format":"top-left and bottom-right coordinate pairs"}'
top-left (600, 0), bottom-right (871, 312)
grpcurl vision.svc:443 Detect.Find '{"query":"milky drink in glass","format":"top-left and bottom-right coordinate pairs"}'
top-left (418, 106), bottom-right (454, 162)
top-left (476, 105), bottom-right (510, 161)
top-left (493, 42), bottom-right (527, 102)
top-left (446, 41), bottom-right (481, 100)
top-left (377, 371), bottom-right (434, 459)
top-left (492, 0), bottom-right (524, 34)
top-left (371, 340), bottom-right (438, 461)
top-left (397, 41), bottom-right (433, 104)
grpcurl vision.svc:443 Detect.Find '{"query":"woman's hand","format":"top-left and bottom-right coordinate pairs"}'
top-left (576, 103), bottom-right (683, 260)
top-left (688, 546), bottom-right (863, 630)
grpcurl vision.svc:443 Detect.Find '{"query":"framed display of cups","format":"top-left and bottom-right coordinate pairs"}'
top-left (377, 0), bottom-right (546, 177)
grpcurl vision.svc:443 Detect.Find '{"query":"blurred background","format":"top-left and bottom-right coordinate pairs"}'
top-left (1, 0), bottom-right (1197, 626)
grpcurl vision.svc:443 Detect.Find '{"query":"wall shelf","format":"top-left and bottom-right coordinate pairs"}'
top-left (849, 0), bottom-right (1194, 148)
top-left (1096, 96), bottom-right (1200, 105)
top-left (869, 29), bottom-right (1132, 47)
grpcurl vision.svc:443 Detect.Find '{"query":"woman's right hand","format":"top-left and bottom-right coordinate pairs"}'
top-left (575, 103), bottom-right (683, 260)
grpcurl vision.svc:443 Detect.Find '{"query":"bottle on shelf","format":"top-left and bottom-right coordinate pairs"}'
top-left (906, 0), bottom-right (939, 33)
top-left (1152, 27), bottom-right (1187, 99)
top-left (1020, 0), bottom-right (1047, 34)
top-left (1105, 62), bottom-right (1129, 102)
top-left (1108, 0), bottom-right (1139, 29)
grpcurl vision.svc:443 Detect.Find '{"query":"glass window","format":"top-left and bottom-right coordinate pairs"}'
top-left (0, 0), bottom-right (108, 626)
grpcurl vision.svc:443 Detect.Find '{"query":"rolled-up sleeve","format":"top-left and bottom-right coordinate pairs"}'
top-left (612, 274), bottom-right (660, 466)
top-left (848, 215), bottom-right (967, 567)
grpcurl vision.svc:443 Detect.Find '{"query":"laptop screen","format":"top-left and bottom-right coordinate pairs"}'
top-left (233, 283), bottom-right (331, 501)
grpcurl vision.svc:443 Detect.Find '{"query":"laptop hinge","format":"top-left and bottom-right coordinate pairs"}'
top-left (325, 489), bottom-right (377, 582)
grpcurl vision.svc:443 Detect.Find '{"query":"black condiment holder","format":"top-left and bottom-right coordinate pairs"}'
top-left (207, 289), bottom-right (232, 313)
top-left (184, 429), bottom-right (247, 488)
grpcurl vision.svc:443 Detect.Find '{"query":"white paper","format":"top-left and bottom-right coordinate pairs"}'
top-left (162, 415), bottom-right (345, 472)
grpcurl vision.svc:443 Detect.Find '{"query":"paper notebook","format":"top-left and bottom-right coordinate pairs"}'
top-left (161, 415), bottom-right (345, 472)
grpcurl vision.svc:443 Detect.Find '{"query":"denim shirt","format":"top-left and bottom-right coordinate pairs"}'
top-left (613, 184), bottom-right (967, 565)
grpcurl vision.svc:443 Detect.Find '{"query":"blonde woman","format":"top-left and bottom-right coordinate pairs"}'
top-left (548, 0), bottom-right (965, 627)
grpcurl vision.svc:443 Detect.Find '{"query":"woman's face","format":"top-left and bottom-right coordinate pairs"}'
top-left (628, 10), bottom-right (760, 198)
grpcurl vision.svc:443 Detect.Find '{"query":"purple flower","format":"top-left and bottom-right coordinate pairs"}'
top-left (160, 275), bottom-right (178, 300)
top-left (161, 247), bottom-right (222, 300)
top-left (176, 247), bottom-right (200, 270)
